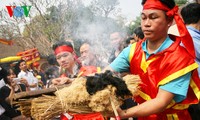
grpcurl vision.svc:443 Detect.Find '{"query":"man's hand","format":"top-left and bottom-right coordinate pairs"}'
top-left (51, 77), bottom-right (72, 85)
top-left (20, 78), bottom-right (29, 87)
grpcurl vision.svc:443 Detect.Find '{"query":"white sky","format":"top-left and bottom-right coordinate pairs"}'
top-left (119, 0), bottom-right (142, 21)
top-left (0, 0), bottom-right (143, 21)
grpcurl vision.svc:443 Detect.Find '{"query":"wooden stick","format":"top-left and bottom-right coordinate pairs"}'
top-left (110, 97), bottom-right (121, 120)
top-left (13, 84), bottom-right (70, 100)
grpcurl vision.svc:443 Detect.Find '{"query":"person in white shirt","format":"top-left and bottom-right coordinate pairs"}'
top-left (17, 60), bottom-right (38, 91)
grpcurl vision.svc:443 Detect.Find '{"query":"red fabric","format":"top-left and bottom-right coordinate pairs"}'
top-left (72, 113), bottom-right (104, 120)
top-left (168, 6), bottom-right (195, 59)
top-left (138, 109), bottom-right (192, 120)
top-left (143, 0), bottom-right (170, 11)
top-left (143, 0), bottom-right (195, 59)
top-left (60, 113), bottom-right (104, 120)
top-left (33, 61), bottom-right (40, 67)
top-left (59, 66), bottom-right (97, 78)
top-left (129, 39), bottom-right (200, 119)
top-left (54, 45), bottom-right (73, 55)
top-left (60, 74), bottom-right (67, 78)
top-left (115, 116), bottom-right (121, 120)
top-left (192, 69), bottom-right (200, 90)
top-left (17, 48), bottom-right (40, 64)
top-left (0, 39), bottom-right (13, 45)
top-left (78, 66), bottom-right (97, 76)
top-left (60, 113), bottom-right (70, 120)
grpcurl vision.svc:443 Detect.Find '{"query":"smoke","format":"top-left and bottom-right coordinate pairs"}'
top-left (60, 1), bottom-right (125, 65)
top-left (73, 17), bottom-right (121, 66)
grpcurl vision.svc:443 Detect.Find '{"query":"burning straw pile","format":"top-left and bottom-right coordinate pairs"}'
top-left (16, 70), bottom-right (141, 120)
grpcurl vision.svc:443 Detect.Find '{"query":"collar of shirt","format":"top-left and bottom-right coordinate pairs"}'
top-left (187, 26), bottom-right (200, 38)
top-left (187, 26), bottom-right (200, 33)
top-left (142, 36), bottom-right (174, 60)
top-left (20, 70), bottom-right (28, 75)
top-left (0, 79), bottom-right (5, 88)
top-left (0, 105), bottom-right (5, 115)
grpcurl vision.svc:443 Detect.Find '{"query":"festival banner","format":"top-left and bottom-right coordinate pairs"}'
top-left (17, 48), bottom-right (40, 65)
top-left (0, 39), bottom-right (13, 45)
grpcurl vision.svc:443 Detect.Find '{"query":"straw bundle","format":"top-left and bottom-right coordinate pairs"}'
top-left (15, 99), bottom-right (33, 117)
top-left (14, 84), bottom-right (69, 117)
top-left (17, 71), bottom-right (141, 120)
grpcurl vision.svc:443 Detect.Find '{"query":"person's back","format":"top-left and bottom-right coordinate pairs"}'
top-left (181, 3), bottom-right (200, 77)
top-left (181, 3), bottom-right (200, 120)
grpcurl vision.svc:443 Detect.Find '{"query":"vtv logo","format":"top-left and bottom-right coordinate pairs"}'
top-left (6, 6), bottom-right (32, 17)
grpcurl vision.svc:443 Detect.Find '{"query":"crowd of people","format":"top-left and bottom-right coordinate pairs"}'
top-left (0, 0), bottom-right (200, 120)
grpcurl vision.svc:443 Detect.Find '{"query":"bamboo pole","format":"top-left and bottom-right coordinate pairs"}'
top-left (110, 97), bottom-right (121, 120)
top-left (14, 84), bottom-right (70, 100)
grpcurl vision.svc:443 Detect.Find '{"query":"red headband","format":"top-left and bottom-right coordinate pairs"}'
top-left (143, 0), bottom-right (170, 11)
top-left (143, 0), bottom-right (195, 58)
top-left (54, 45), bottom-right (73, 55)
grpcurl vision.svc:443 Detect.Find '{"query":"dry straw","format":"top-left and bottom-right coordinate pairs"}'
top-left (16, 74), bottom-right (140, 120)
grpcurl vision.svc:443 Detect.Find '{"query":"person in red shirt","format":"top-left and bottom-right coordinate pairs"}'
top-left (104, 0), bottom-right (200, 119)
top-left (50, 40), bottom-right (104, 120)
